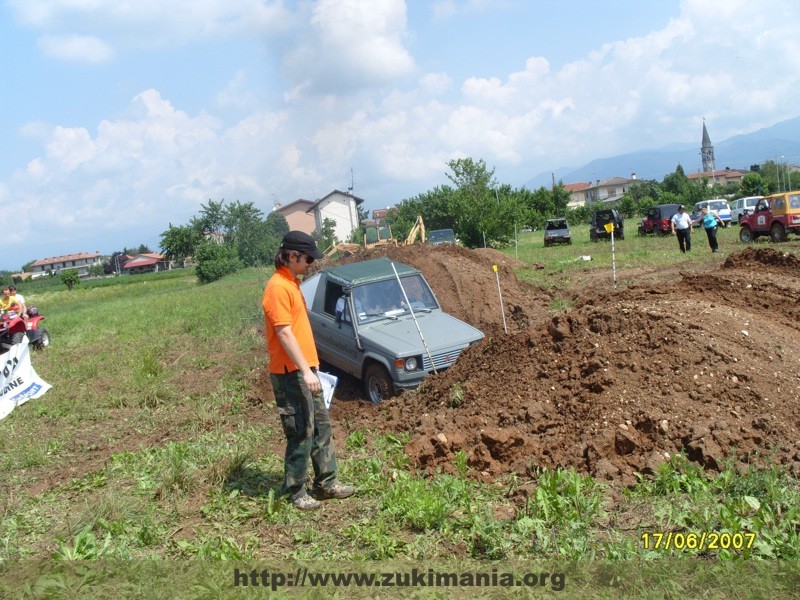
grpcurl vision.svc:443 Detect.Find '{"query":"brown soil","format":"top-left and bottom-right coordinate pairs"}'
top-left (318, 245), bottom-right (800, 486)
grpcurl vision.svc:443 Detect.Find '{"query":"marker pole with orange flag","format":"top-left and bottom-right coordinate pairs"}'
top-left (493, 264), bottom-right (508, 333)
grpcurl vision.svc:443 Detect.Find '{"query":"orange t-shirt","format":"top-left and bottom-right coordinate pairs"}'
top-left (262, 266), bottom-right (319, 374)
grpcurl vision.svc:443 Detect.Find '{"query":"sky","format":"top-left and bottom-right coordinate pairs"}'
top-left (1, 0), bottom-right (800, 271)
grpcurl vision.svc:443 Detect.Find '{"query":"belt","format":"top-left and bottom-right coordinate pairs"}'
top-left (283, 366), bottom-right (317, 374)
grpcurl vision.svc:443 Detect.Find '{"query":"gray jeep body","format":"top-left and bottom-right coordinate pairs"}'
top-left (300, 257), bottom-right (484, 403)
top-left (428, 228), bottom-right (456, 246)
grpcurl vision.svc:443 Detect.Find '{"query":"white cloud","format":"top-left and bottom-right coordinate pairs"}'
top-left (285, 0), bottom-right (416, 95)
top-left (45, 126), bottom-right (97, 170)
top-left (418, 72), bottom-right (452, 96)
top-left (37, 34), bottom-right (115, 63)
top-left (9, 0), bottom-right (293, 50)
top-left (215, 70), bottom-right (257, 111)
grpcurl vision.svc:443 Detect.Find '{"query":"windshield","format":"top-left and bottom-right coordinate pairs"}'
top-left (428, 229), bottom-right (455, 243)
top-left (353, 274), bottom-right (439, 323)
top-left (657, 206), bottom-right (679, 220)
top-left (595, 211), bottom-right (614, 225)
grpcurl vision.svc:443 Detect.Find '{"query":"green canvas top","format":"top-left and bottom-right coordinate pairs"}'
top-left (323, 257), bottom-right (420, 286)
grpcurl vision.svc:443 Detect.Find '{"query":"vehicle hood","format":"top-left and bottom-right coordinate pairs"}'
top-left (357, 311), bottom-right (483, 354)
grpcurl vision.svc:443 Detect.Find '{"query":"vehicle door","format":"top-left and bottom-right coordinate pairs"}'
top-left (313, 280), bottom-right (363, 377)
top-left (752, 199), bottom-right (772, 233)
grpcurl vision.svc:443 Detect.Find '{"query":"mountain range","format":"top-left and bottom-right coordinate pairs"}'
top-left (526, 115), bottom-right (800, 188)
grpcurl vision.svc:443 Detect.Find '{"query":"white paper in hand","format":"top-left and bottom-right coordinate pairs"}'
top-left (317, 371), bottom-right (338, 409)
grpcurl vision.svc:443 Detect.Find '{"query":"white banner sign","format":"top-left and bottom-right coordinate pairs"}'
top-left (0, 336), bottom-right (51, 421)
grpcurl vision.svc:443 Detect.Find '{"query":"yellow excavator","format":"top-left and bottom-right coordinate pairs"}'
top-left (323, 215), bottom-right (426, 259)
top-left (363, 223), bottom-right (396, 249)
top-left (402, 215), bottom-right (426, 245)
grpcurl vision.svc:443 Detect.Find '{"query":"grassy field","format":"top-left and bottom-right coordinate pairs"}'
top-left (512, 221), bottom-right (745, 286)
top-left (2, 230), bottom-right (800, 597)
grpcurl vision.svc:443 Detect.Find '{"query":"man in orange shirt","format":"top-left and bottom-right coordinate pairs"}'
top-left (262, 231), bottom-right (354, 510)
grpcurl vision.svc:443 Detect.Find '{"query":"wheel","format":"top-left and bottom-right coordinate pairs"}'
top-left (637, 226), bottom-right (645, 237)
top-left (590, 230), bottom-right (598, 243)
top-left (618, 232), bottom-right (624, 240)
top-left (364, 363), bottom-right (394, 405)
top-left (739, 226), bottom-right (753, 243)
top-left (770, 223), bottom-right (787, 243)
top-left (567, 238), bottom-right (572, 245)
top-left (35, 327), bottom-right (50, 349)
top-left (11, 331), bottom-right (25, 345)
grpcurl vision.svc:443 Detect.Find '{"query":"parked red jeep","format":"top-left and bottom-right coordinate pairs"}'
top-left (638, 203), bottom-right (680, 237)
top-left (738, 191), bottom-right (800, 243)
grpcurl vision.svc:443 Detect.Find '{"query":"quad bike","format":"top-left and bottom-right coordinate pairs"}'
top-left (0, 307), bottom-right (50, 354)
top-left (25, 306), bottom-right (51, 350)
top-left (0, 310), bottom-right (26, 354)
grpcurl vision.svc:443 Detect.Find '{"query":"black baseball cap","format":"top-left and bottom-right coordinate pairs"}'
top-left (280, 231), bottom-right (324, 259)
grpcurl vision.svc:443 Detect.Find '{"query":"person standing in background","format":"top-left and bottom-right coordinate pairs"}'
top-left (670, 205), bottom-right (693, 253)
top-left (694, 206), bottom-right (724, 253)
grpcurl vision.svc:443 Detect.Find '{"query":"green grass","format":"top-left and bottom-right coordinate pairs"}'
top-left (512, 223), bottom-right (778, 288)
top-left (2, 249), bottom-right (800, 597)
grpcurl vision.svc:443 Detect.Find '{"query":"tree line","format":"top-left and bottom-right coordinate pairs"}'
top-left (383, 158), bottom-right (797, 248)
top-left (158, 157), bottom-right (797, 282)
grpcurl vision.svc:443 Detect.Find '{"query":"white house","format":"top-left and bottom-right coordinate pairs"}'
top-left (562, 182), bottom-right (591, 208)
top-left (306, 190), bottom-right (364, 244)
top-left (28, 252), bottom-right (103, 278)
top-left (584, 176), bottom-right (639, 204)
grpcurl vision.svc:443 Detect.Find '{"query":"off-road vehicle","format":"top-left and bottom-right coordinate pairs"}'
top-left (638, 203), bottom-right (680, 236)
top-left (428, 228), bottom-right (456, 246)
top-left (301, 257), bottom-right (484, 404)
top-left (739, 191), bottom-right (800, 243)
top-left (590, 209), bottom-right (624, 242)
top-left (543, 218), bottom-right (572, 246)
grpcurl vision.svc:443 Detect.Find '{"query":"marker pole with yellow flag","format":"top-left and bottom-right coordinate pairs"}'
top-left (604, 222), bottom-right (618, 290)
top-left (493, 264), bottom-right (508, 333)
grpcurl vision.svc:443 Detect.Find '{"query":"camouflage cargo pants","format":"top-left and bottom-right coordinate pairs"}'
top-left (270, 370), bottom-right (338, 500)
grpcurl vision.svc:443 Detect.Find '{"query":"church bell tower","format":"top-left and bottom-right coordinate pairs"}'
top-left (701, 120), bottom-right (715, 173)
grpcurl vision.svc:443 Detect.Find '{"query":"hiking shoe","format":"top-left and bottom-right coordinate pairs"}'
top-left (292, 494), bottom-right (322, 510)
top-left (314, 482), bottom-right (355, 500)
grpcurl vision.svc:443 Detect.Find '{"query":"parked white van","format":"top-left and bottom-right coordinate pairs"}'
top-left (731, 196), bottom-right (763, 223)
top-left (691, 199), bottom-right (732, 227)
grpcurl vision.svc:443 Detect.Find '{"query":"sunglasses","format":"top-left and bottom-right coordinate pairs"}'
top-left (293, 252), bottom-right (314, 265)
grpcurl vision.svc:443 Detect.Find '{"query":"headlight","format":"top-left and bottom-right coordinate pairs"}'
top-left (404, 357), bottom-right (418, 371)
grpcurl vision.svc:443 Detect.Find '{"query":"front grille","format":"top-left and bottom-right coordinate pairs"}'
top-left (421, 347), bottom-right (464, 371)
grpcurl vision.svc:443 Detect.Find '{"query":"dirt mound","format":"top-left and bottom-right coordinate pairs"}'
top-left (329, 246), bottom-right (800, 485)
top-left (722, 246), bottom-right (800, 270)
